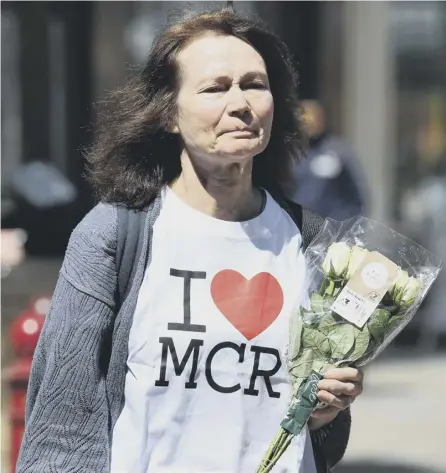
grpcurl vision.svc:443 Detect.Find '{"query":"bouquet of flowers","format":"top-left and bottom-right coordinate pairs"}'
top-left (256, 216), bottom-right (442, 473)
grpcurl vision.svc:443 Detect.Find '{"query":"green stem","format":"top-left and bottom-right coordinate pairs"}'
top-left (271, 429), bottom-right (287, 460)
top-left (319, 277), bottom-right (330, 295)
top-left (263, 428), bottom-right (283, 465)
top-left (256, 428), bottom-right (294, 473)
top-left (261, 432), bottom-right (294, 473)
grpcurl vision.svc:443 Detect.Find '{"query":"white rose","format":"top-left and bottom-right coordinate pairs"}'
top-left (400, 276), bottom-right (422, 305)
top-left (346, 246), bottom-right (369, 279)
top-left (322, 242), bottom-right (351, 277)
top-left (392, 268), bottom-right (410, 296)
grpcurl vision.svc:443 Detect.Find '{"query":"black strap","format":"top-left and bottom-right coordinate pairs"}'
top-left (301, 206), bottom-right (325, 251)
top-left (281, 198), bottom-right (324, 251)
top-left (281, 198), bottom-right (303, 231)
top-left (116, 206), bottom-right (148, 308)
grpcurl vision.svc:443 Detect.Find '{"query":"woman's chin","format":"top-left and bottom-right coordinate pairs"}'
top-left (218, 143), bottom-right (265, 160)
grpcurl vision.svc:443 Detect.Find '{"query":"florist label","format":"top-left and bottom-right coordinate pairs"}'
top-left (331, 251), bottom-right (398, 327)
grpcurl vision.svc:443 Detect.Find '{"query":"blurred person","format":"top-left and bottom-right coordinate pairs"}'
top-left (288, 100), bottom-right (367, 220)
top-left (18, 8), bottom-right (364, 473)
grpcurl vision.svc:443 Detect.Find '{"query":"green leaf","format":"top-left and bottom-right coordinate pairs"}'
top-left (356, 349), bottom-right (375, 367)
top-left (400, 297), bottom-right (417, 310)
top-left (327, 324), bottom-right (356, 360)
top-left (302, 309), bottom-right (320, 326)
top-left (387, 315), bottom-right (407, 334)
top-left (311, 360), bottom-right (331, 374)
top-left (289, 312), bottom-right (304, 361)
top-left (289, 349), bottom-right (316, 381)
top-left (289, 350), bottom-right (333, 394)
top-left (316, 338), bottom-right (332, 358)
top-left (322, 280), bottom-right (337, 298)
top-left (292, 378), bottom-right (305, 396)
top-left (310, 293), bottom-right (325, 314)
top-left (304, 327), bottom-right (332, 358)
top-left (323, 297), bottom-right (335, 312)
top-left (348, 327), bottom-right (371, 362)
top-left (318, 313), bottom-right (337, 335)
top-left (302, 326), bottom-right (325, 346)
top-left (367, 309), bottom-right (390, 343)
top-left (384, 304), bottom-right (400, 315)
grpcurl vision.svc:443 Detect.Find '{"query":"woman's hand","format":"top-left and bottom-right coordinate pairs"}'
top-left (308, 367), bottom-right (364, 431)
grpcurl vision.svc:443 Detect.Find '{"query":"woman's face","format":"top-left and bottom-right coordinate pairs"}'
top-left (172, 34), bottom-right (274, 168)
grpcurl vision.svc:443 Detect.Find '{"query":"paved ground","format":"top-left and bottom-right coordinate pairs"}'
top-left (2, 258), bottom-right (446, 473)
top-left (337, 352), bottom-right (446, 473)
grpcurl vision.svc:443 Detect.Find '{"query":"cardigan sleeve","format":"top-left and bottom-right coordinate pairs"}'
top-left (311, 408), bottom-right (352, 472)
top-left (17, 203), bottom-right (119, 473)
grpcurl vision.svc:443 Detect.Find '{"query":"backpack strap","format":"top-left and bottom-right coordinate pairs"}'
top-left (301, 206), bottom-right (325, 251)
top-left (281, 198), bottom-right (325, 251)
top-left (116, 206), bottom-right (148, 308)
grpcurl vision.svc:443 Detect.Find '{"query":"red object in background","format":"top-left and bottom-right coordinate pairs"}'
top-left (3, 295), bottom-right (49, 472)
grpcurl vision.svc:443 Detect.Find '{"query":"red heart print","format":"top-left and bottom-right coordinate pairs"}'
top-left (211, 270), bottom-right (284, 340)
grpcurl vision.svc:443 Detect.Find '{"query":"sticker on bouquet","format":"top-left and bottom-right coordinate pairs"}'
top-left (331, 251), bottom-right (399, 328)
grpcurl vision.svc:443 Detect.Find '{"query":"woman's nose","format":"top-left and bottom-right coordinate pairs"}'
top-left (226, 87), bottom-right (250, 117)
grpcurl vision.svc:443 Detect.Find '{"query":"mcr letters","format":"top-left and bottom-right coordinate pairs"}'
top-left (154, 269), bottom-right (283, 398)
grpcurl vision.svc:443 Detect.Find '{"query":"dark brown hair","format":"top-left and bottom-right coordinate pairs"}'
top-left (85, 8), bottom-right (304, 209)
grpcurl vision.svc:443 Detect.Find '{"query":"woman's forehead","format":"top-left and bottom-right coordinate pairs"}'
top-left (177, 34), bottom-right (267, 82)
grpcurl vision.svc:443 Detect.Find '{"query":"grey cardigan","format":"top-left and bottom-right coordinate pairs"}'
top-left (17, 197), bottom-right (351, 473)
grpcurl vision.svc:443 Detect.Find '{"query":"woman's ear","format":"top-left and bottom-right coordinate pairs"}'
top-left (166, 114), bottom-right (180, 134)
top-left (170, 124), bottom-right (180, 134)
top-left (165, 122), bottom-right (180, 134)
top-left (165, 107), bottom-right (180, 134)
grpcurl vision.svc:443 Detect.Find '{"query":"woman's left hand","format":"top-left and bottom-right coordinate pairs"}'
top-left (308, 367), bottom-right (364, 430)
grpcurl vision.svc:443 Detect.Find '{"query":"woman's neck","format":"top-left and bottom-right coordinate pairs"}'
top-left (170, 152), bottom-right (262, 222)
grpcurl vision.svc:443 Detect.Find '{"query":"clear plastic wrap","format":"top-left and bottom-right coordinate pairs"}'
top-left (256, 216), bottom-right (442, 473)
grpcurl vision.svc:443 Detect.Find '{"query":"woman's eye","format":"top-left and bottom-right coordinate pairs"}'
top-left (245, 82), bottom-right (266, 90)
top-left (203, 86), bottom-right (226, 93)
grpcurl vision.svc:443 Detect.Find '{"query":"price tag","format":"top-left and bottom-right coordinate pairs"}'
top-left (331, 251), bottom-right (398, 328)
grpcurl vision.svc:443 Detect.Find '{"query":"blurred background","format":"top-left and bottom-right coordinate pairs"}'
top-left (1, 1), bottom-right (445, 472)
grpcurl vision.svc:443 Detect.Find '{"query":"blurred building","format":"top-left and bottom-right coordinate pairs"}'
top-left (1, 1), bottom-right (445, 332)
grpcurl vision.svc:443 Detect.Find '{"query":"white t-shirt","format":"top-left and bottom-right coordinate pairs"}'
top-left (110, 188), bottom-right (316, 473)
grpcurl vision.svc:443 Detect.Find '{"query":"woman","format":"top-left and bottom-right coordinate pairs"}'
top-left (18, 8), bottom-right (363, 473)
